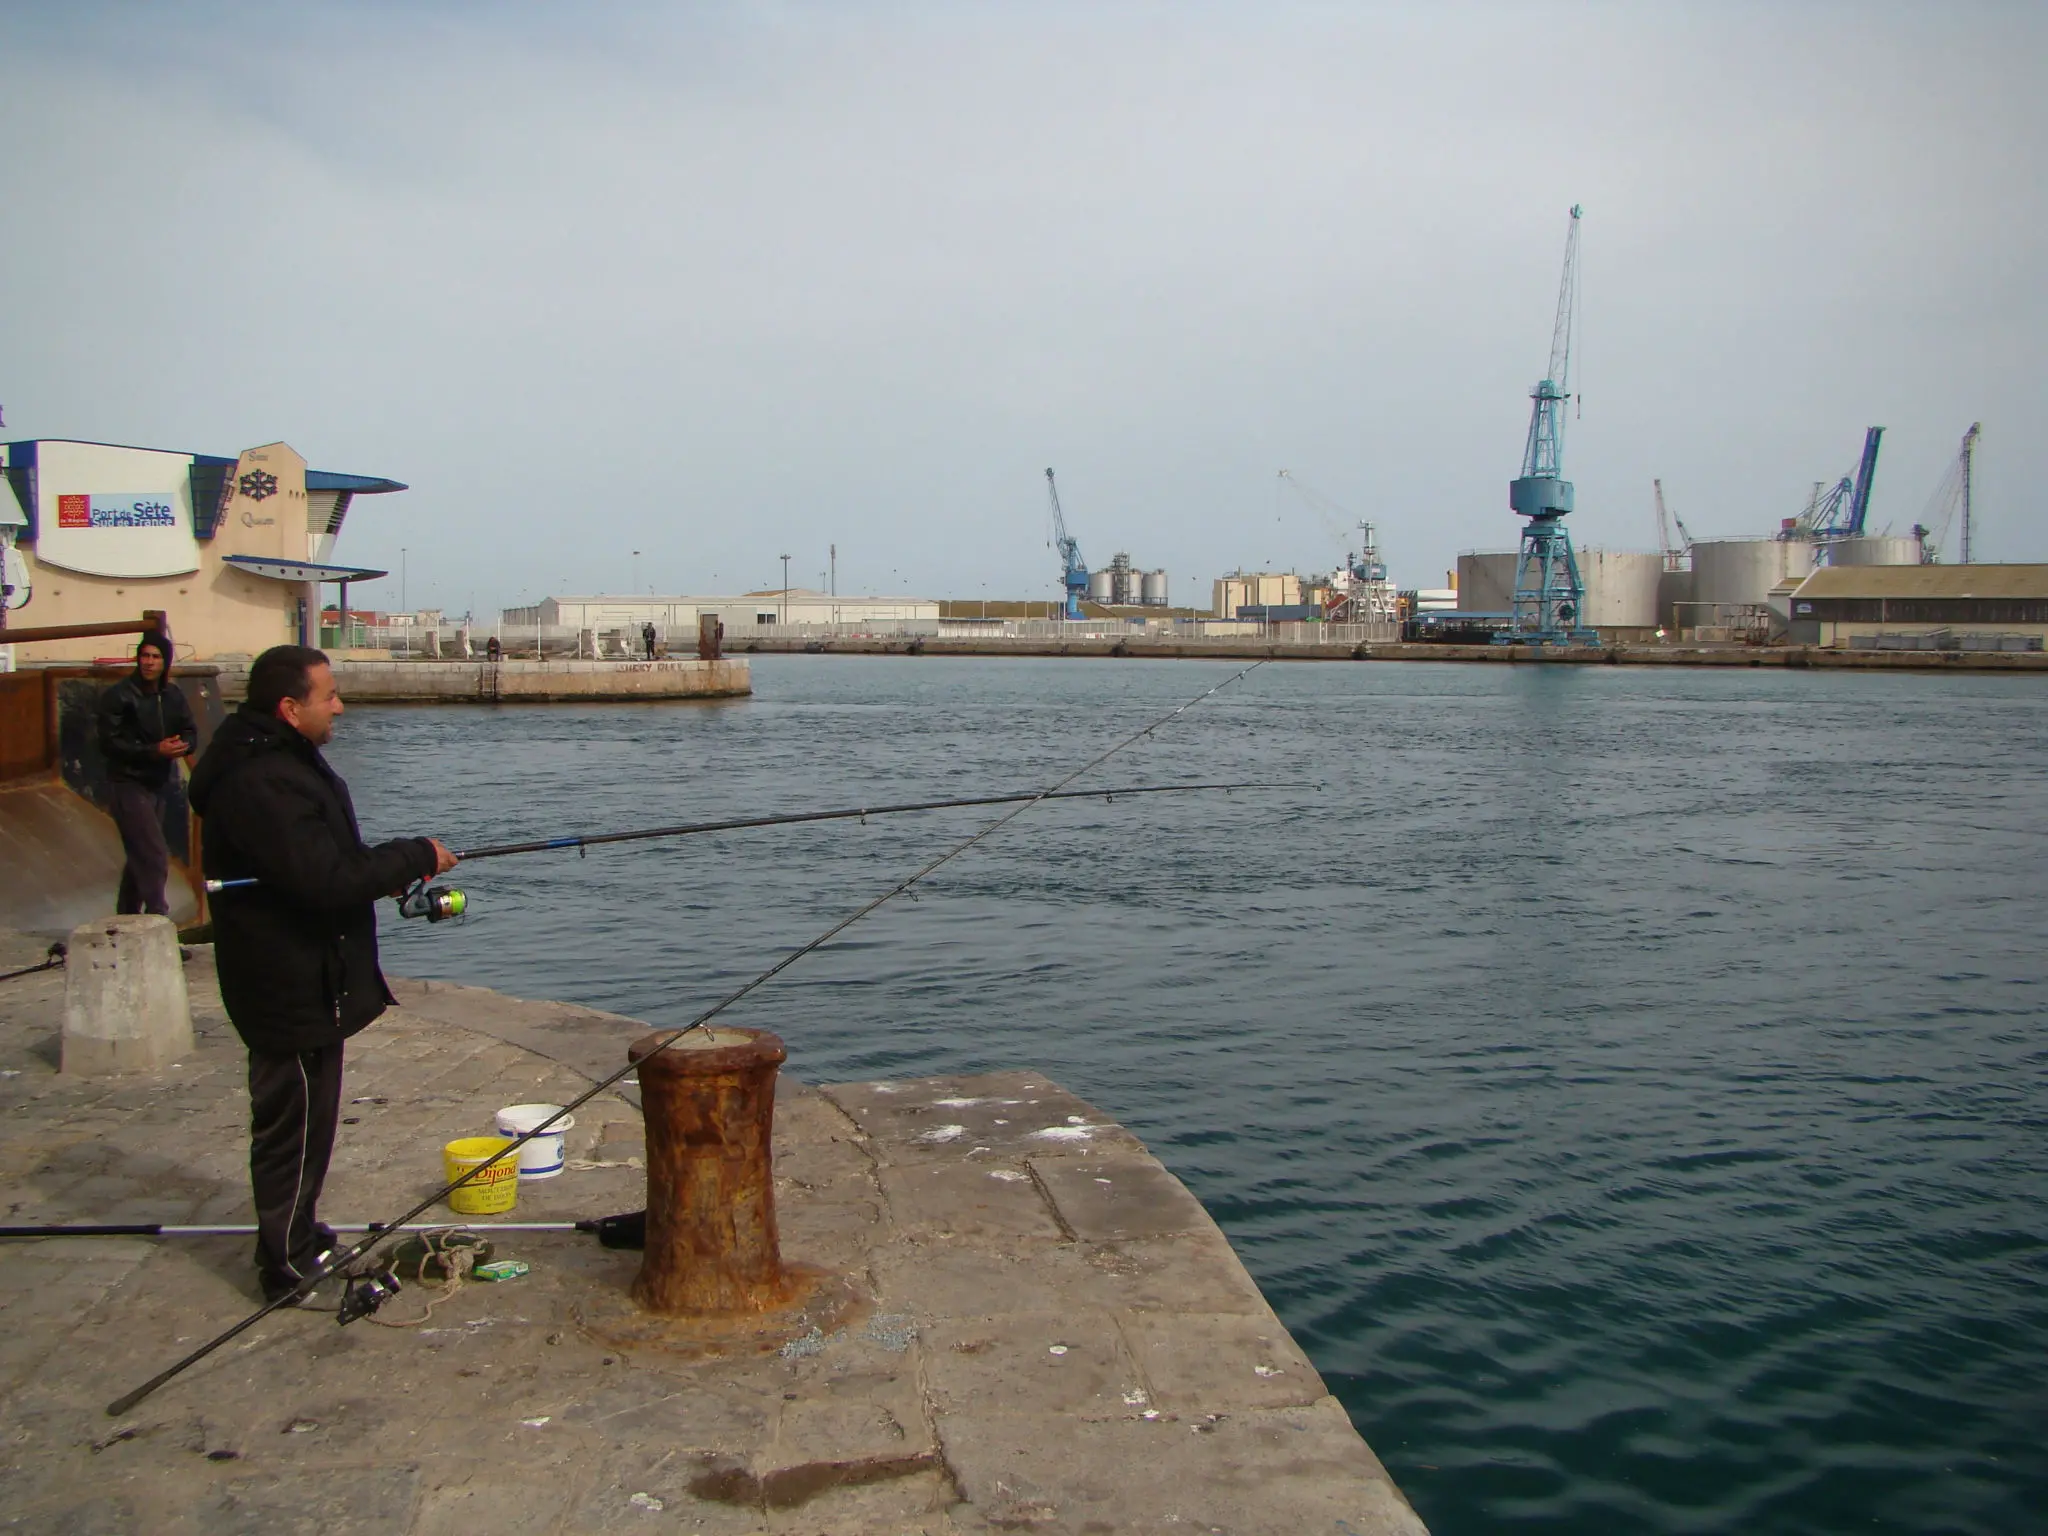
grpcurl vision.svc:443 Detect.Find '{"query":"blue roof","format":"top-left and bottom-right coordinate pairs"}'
top-left (306, 470), bottom-right (407, 495)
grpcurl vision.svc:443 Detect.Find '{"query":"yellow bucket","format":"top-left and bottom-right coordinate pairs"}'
top-left (443, 1136), bottom-right (519, 1215)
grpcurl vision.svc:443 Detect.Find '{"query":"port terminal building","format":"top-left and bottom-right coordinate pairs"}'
top-left (0, 438), bottom-right (404, 663)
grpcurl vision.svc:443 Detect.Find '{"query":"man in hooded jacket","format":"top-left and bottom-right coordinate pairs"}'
top-left (95, 630), bottom-right (197, 916)
top-left (189, 644), bottom-right (457, 1302)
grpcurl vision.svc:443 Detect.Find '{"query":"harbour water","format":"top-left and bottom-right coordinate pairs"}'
top-left (335, 657), bottom-right (2047, 1535)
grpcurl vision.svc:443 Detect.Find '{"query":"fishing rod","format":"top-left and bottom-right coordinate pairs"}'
top-left (2, 1217), bottom-right (641, 1242)
top-left (203, 780), bottom-right (1285, 921)
top-left (109, 658), bottom-right (1269, 1416)
top-left (0, 942), bottom-right (65, 984)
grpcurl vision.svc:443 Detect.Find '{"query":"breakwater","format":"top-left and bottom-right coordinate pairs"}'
top-left (211, 656), bottom-right (752, 703)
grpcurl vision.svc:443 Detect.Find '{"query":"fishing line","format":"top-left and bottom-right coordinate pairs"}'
top-left (109, 658), bottom-right (1269, 1416)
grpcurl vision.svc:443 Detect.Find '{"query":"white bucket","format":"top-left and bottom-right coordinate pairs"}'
top-left (495, 1103), bottom-right (574, 1180)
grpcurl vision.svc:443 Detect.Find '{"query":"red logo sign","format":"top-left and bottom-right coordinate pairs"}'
top-left (57, 494), bottom-right (91, 528)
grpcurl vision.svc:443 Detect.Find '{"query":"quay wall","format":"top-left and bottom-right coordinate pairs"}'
top-left (210, 656), bottom-right (753, 703)
top-left (724, 635), bottom-right (2048, 673)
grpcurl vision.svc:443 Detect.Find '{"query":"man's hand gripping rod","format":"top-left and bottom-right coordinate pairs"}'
top-left (110, 660), bottom-right (1269, 1416)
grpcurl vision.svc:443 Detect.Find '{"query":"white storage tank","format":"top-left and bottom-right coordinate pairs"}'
top-left (1456, 551), bottom-right (1519, 612)
top-left (1576, 549), bottom-right (1664, 629)
top-left (1141, 570), bottom-right (1169, 606)
top-left (1690, 537), bottom-right (1815, 618)
top-left (1086, 570), bottom-right (1116, 603)
top-left (1825, 535), bottom-right (1924, 567)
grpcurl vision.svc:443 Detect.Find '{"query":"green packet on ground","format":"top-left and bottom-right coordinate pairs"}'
top-left (471, 1259), bottom-right (529, 1282)
top-left (387, 1233), bottom-right (494, 1281)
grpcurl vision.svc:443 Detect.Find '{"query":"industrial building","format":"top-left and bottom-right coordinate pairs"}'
top-left (1457, 532), bottom-right (1947, 643)
top-left (502, 590), bottom-right (940, 632)
top-left (0, 438), bottom-right (403, 662)
top-left (1085, 553), bottom-right (1169, 607)
top-left (1211, 572), bottom-right (1305, 618)
top-left (1786, 565), bottom-right (2048, 650)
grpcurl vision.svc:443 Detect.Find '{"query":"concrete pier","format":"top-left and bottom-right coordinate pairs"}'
top-left (209, 657), bottom-right (753, 703)
top-left (0, 930), bottom-right (1426, 1534)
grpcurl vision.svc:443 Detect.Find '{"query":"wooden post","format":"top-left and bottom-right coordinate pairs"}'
top-left (629, 1027), bottom-right (787, 1315)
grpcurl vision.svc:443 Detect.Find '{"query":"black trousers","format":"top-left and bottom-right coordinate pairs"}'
top-left (247, 1043), bottom-right (345, 1289)
top-left (107, 779), bottom-right (171, 916)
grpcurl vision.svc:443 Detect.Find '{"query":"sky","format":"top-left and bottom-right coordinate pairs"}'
top-left (3, 1), bottom-right (2040, 614)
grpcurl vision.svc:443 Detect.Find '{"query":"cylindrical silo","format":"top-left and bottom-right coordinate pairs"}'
top-left (1826, 535), bottom-right (1923, 567)
top-left (1086, 570), bottom-right (1115, 602)
top-left (1141, 570), bottom-right (1169, 606)
top-left (1689, 537), bottom-right (1815, 620)
top-left (1575, 549), bottom-right (1664, 629)
top-left (1456, 551), bottom-right (1519, 612)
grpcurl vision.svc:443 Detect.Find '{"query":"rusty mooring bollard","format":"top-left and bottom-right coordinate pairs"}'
top-left (628, 1027), bottom-right (787, 1315)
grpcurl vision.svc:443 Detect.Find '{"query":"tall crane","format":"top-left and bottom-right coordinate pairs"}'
top-left (1652, 479), bottom-right (1690, 571)
top-left (1502, 206), bottom-right (1595, 645)
top-left (1918, 423), bottom-right (1982, 564)
top-left (1043, 468), bottom-right (1089, 621)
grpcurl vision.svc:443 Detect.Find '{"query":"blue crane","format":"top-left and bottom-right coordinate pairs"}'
top-left (1044, 468), bottom-right (1090, 620)
top-left (1500, 205), bottom-right (1596, 646)
top-left (1799, 427), bottom-right (1885, 547)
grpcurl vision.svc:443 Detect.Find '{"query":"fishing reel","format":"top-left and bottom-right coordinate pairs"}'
top-left (398, 881), bottom-right (467, 923)
top-left (336, 1264), bottom-right (403, 1326)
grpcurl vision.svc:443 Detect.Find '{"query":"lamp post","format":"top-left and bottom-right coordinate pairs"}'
top-left (400, 548), bottom-right (408, 656)
top-left (632, 550), bottom-right (640, 596)
top-left (780, 553), bottom-right (791, 625)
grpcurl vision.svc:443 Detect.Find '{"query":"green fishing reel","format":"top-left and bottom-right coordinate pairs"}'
top-left (398, 882), bottom-right (467, 923)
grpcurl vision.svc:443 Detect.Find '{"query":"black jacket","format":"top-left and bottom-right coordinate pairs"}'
top-left (189, 707), bottom-right (438, 1053)
top-left (97, 673), bottom-right (198, 788)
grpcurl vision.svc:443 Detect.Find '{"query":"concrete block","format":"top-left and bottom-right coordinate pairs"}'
top-left (61, 916), bottom-right (193, 1075)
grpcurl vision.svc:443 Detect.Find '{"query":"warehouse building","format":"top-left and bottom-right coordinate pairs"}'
top-left (502, 590), bottom-right (940, 631)
top-left (0, 438), bottom-right (403, 661)
top-left (1786, 564), bottom-right (2048, 650)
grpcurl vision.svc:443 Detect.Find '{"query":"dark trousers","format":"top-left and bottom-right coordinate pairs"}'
top-left (247, 1043), bottom-right (345, 1290)
top-left (107, 779), bottom-right (171, 916)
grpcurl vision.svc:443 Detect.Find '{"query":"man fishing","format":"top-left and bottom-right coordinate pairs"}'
top-left (189, 645), bottom-right (458, 1304)
top-left (95, 630), bottom-right (196, 917)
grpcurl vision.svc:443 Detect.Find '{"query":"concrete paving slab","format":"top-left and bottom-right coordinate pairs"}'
top-left (1119, 1310), bottom-right (1326, 1414)
top-left (1031, 1152), bottom-right (1217, 1242)
top-left (0, 934), bottom-right (1425, 1535)
top-left (922, 1310), bottom-right (1141, 1420)
top-left (937, 1401), bottom-right (1430, 1536)
top-left (878, 1160), bottom-right (1068, 1241)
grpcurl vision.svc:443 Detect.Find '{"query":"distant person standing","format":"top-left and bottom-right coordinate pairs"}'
top-left (95, 630), bottom-right (195, 916)
top-left (642, 620), bottom-right (657, 659)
